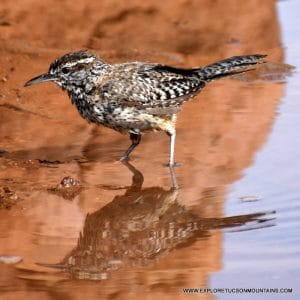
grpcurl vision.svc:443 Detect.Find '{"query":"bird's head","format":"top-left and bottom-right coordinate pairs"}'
top-left (25, 50), bottom-right (107, 90)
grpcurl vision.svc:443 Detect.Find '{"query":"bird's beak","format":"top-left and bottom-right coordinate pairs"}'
top-left (24, 73), bottom-right (55, 87)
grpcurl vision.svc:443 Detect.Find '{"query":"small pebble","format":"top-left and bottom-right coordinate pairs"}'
top-left (58, 176), bottom-right (80, 188)
top-left (0, 186), bottom-right (20, 209)
top-left (0, 255), bottom-right (23, 264)
top-left (49, 176), bottom-right (82, 200)
top-left (239, 195), bottom-right (261, 202)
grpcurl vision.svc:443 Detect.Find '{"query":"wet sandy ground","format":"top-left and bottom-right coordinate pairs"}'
top-left (0, 0), bottom-right (299, 299)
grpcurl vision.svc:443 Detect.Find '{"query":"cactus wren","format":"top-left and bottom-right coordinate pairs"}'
top-left (25, 51), bottom-right (266, 166)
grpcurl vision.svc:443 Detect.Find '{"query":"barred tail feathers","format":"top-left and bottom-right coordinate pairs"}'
top-left (198, 54), bottom-right (267, 81)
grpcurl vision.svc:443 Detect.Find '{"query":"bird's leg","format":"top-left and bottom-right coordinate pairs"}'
top-left (169, 163), bottom-right (179, 190)
top-left (167, 129), bottom-right (179, 189)
top-left (168, 114), bottom-right (178, 168)
top-left (167, 129), bottom-right (176, 167)
top-left (120, 160), bottom-right (144, 192)
top-left (120, 132), bottom-right (141, 161)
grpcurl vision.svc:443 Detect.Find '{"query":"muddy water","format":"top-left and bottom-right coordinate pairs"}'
top-left (0, 0), bottom-right (299, 299)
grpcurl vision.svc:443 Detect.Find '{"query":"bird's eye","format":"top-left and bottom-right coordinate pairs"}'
top-left (61, 67), bottom-right (71, 74)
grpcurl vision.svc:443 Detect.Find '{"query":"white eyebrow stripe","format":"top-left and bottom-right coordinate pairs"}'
top-left (64, 57), bottom-right (96, 67)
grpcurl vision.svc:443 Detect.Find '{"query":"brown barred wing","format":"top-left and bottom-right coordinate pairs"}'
top-left (99, 63), bottom-right (206, 114)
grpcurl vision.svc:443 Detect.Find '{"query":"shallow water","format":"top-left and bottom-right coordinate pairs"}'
top-left (0, 1), bottom-right (299, 299)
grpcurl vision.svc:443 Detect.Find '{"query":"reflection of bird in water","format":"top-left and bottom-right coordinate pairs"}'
top-left (50, 162), bottom-right (274, 280)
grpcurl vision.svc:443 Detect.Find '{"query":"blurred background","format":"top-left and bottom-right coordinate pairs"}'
top-left (0, 0), bottom-right (299, 299)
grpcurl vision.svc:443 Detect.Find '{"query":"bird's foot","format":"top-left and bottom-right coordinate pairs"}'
top-left (119, 155), bottom-right (131, 162)
top-left (168, 164), bottom-right (180, 190)
top-left (164, 161), bottom-right (181, 168)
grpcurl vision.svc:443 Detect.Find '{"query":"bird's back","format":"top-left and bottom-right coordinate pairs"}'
top-left (98, 62), bottom-right (205, 114)
top-left (96, 54), bottom-right (265, 115)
